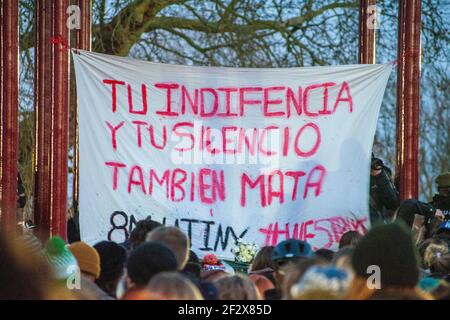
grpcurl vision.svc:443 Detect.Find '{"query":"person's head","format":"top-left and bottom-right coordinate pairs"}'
top-left (290, 265), bottom-right (351, 300)
top-left (436, 172), bottom-right (450, 197)
top-left (347, 222), bottom-right (421, 300)
top-left (93, 241), bottom-right (127, 297)
top-left (201, 269), bottom-right (228, 282)
top-left (271, 239), bottom-right (314, 288)
top-left (0, 234), bottom-right (54, 299)
top-left (338, 231), bottom-right (362, 249)
top-left (126, 241), bottom-right (178, 288)
top-left (43, 236), bottom-right (79, 281)
top-left (214, 274), bottom-right (261, 300)
top-left (417, 238), bottom-right (437, 267)
top-left (200, 253), bottom-right (228, 282)
top-left (248, 274), bottom-right (275, 299)
top-left (279, 257), bottom-right (326, 299)
top-left (271, 239), bottom-right (313, 270)
top-left (120, 287), bottom-right (158, 300)
top-left (249, 268), bottom-right (276, 287)
top-left (68, 241), bottom-right (101, 281)
top-left (146, 226), bottom-right (189, 269)
top-left (198, 281), bottom-right (220, 300)
top-left (129, 218), bottom-right (162, 250)
top-left (146, 272), bottom-right (203, 300)
top-left (332, 246), bottom-right (355, 276)
top-left (423, 242), bottom-right (450, 275)
top-left (250, 246), bottom-right (275, 272)
top-left (314, 248), bottom-right (334, 262)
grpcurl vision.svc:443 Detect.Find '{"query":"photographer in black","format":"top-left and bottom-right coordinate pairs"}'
top-left (431, 172), bottom-right (450, 218)
top-left (369, 154), bottom-right (400, 225)
top-left (396, 199), bottom-right (445, 243)
top-left (429, 173), bottom-right (450, 246)
top-left (395, 174), bottom-right (450, 245)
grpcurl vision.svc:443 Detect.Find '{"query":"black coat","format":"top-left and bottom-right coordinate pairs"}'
top-left (369, 168), bottom-right (400, 225)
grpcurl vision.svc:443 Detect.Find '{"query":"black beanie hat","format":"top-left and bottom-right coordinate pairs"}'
top-left (94, 241), bottom-right (127, 282)
top-left (352, 221), bottom-right (420, 287)
top-left (126, 241), bottom-right (177, 286)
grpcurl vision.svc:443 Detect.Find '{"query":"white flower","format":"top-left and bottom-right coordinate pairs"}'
top-left (231, 240), bottom-right (259, 263)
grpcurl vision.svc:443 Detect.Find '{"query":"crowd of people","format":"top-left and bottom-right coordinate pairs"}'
top-left (1, 165), bottom-right (449, 300)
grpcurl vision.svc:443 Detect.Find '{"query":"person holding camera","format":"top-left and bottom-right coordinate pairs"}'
top-left (369, 154), bottom-right (400, 225)
top-left (396, 199), bottom-right (445, 243)
top-left (431, 172), bottom-right (450, 217)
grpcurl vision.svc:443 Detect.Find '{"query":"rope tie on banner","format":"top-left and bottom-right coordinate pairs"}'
top-left (50, 35), bottom-right (69, 52)
top-left (50, 35), bottom-right (82, 55)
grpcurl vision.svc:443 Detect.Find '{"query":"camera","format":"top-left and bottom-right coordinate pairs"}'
top-left (371, 157), bottom-right (384, 170)
top-left (420, 202), bottom-right (450, 222)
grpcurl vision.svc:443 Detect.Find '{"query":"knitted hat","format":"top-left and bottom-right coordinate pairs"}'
top-left (202, 253), bottom-right (225, 271)
top-left (94, 241), bottom-right (127, 282)
top-left (290, 265), bottom-right (351, 299)
top-left (126, 241), bottom-right (178, 286)
top-left (43, 236), bottom-right (78, 280)
top-left (352, 222), bottom-right (420, 287)
top-left (68, 241), bottom-right (101, 279)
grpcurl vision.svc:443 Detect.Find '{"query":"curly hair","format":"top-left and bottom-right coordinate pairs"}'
top-left (423, 242), bottom-right (450, 275)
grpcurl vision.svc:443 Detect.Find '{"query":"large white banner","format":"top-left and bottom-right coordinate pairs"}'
top-left (73, 50), bottom-right (392, 257)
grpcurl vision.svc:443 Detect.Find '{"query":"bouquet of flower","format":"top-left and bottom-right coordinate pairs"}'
top-left (230, 238), bottom-right (259, 264)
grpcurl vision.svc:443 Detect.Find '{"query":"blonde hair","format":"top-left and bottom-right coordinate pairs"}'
top-left (146, 227), bottom-right (189, 270)
top-left (423, 243), bottom-right (449, 270)
top-left (215, 274), bottom-right (261, 300)
top-left (147, 272), bottom-right (203, 300)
